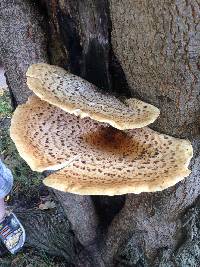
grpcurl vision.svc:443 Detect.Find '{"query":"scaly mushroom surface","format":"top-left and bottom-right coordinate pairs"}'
top-left (26, 63), bottom-right (160, 130)
top-left (10, 96), bottom-right (193, 195)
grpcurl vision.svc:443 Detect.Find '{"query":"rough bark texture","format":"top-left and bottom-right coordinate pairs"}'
top-left (104, 1), bottom-right (200, 265)
top-left (16, 207), bottom-right (76, 262)
top-left (0, 0), bottom-right (47, 106)
top-left (0, 0), bottom-right (200, 266)
top-left (110, 0), bottom-right (200, 138)
top-left (53, 191), bottom-right (105, 266)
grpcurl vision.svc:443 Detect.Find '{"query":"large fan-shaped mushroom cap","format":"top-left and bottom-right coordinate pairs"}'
top-left (26, 63), bottom-right (160, 130)
top-left (10, 96), bottom-right (193, 195)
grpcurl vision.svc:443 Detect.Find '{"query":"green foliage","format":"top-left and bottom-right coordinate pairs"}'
top-left (0, 88), bottom-right (43, 205)
top-left (0, 89), bottom-right (12, 118)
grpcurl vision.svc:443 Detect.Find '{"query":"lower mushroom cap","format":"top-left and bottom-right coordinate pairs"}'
top-left (10, 96), bottom-right (193, 195)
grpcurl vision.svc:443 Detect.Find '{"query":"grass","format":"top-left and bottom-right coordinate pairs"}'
top-left (0, 89), bottom-right (44, 206)
top-left (0, 88), bottom-right (12, 118)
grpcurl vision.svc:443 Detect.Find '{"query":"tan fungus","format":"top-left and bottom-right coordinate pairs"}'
top-left (26, 63), bottom-right (160, 130)
top-left (10, 96), bottom-right (193, 195)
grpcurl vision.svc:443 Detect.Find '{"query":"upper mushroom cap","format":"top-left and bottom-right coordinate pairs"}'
top-left (26, 63), bottom-right (160, 130)
top-left (10, 96), bottom-right (193, 195)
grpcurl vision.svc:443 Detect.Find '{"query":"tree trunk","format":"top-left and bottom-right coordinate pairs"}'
top-left (0, 1), bottom-right (200, 266)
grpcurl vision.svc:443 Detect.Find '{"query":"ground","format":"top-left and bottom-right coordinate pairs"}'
top-left (0, 79), bottom-right (68, 266)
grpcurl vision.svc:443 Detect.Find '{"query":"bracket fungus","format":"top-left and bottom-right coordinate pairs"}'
top-left (26, 63), bottom-right (160, 130)
top-left (10, 96), bottom-right (193, 195)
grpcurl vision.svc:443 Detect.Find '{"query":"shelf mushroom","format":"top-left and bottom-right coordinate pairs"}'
top-left (26, 63), bottom-right (160, 130)
top-left (10, 96), bottom-right (193, 195)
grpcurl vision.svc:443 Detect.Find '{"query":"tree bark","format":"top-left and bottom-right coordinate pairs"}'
top-left (0, 0), bottom-right (200, 266)
top-left (104, 1), bottom-right (200, 265)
